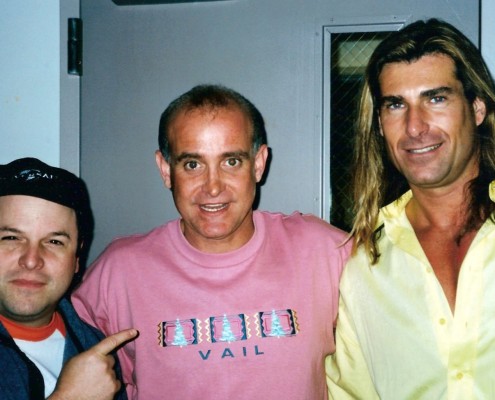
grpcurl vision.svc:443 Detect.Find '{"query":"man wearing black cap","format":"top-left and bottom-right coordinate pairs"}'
top-left (0, 157), bottom-right (137, 400)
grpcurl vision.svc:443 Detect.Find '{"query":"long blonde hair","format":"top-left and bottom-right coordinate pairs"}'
top-left (351, 18), bottom-right (495, 264)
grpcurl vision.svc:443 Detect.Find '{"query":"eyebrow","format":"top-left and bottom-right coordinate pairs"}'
top-left (421, 86), bottom-right (454, 98)
top-left (51, 231), bottom-right (72, 240)
top-left (0, 226), bottom-right (22, 234)
top-left (0, 226), bottom-right (72, 240)
top-left (174, 150), bottom-right (251, 163)
top-left (380, 86), bottom-right (455, 105)
top-left (174, 152), bottom-right (201, 163)
top-left (380, 86), bottom-right (454, 103)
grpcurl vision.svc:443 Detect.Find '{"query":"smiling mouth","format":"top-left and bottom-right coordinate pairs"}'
top-left (200, 203), bottom-right (228, 212)
top-left (408, 144), bottom-right (441, 154)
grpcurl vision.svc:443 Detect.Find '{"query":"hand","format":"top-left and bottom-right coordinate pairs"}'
top-left (48, 328), bottom-right (138, 400)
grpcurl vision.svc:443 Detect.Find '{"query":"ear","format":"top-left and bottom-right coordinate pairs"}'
top-left (473, 97), bottom-right (487, 126)
top-left (155, 150), bottom-right (173, 189)
top-left (73, 240), bottom-right (84, 274)
top-left (254, 144), bottom-right (269, 183)
top-left (74, 257), bottom-right (80, 274)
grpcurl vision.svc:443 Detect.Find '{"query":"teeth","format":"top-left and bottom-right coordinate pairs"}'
top-left (409, 144), bottom-right (441, 154)
top-left (200, 204), bottom-right (227, 212)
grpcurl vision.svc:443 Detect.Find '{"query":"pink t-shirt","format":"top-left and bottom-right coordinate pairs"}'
top-left (72, 211), bottom-right (350, 399)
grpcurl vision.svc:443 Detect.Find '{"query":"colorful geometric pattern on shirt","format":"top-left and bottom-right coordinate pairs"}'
top-left (158, 309), bottom-right (298, 347)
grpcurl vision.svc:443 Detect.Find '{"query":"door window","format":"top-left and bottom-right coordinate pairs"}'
top-left (322, 20), bottom-right (405, 230)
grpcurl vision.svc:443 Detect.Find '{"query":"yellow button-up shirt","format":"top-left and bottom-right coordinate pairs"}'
top-left (326, 191), bottom-right (495, 399)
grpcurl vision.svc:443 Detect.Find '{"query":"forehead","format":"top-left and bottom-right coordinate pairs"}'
top-left (168, 106), bottom-right (253, 151)
top-left (0, 195), bottom-right (77, 230)
top-left (379, 53), bottom-right (460, 94)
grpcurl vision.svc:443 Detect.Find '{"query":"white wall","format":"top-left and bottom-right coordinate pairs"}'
top-left (0, 0), bottom-right (80, 173)
top-left (2, 1), bottom-right (491, 174)
top-left (482, 0), bottom-right (495, 77)
top-left (0, 2), bottom-right (60, 165)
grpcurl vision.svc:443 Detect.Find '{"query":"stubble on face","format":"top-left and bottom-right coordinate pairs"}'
top-left (378, 54), bottom-right (485, 192)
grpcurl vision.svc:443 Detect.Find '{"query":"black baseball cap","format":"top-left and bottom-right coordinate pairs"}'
top-left (0, 157), bottom-right (93, 250)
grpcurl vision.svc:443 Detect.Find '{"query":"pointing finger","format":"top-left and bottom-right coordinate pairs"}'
top-left (91, 328), bottom-right (138, 356)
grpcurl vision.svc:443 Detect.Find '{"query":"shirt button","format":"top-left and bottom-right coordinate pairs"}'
top-left (439, 318), bottom-right (446, 325)
top-left (456, 372), bottom-right (464, 380)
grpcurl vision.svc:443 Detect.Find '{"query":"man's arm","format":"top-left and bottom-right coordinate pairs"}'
top-left (325, 295), bottom-right (379, 399)
top-left (48, 329), bottom-right (138, 400)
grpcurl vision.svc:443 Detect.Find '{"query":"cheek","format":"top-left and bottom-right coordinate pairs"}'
top-left (379, 112), bottom-right (400, 129)
top-left (380, 129), bottom-right (402, 154)
top-left (234, 174), bottom-right (258, 197)
top-left (382, 139), bottom-right (403, 170)
top-left (172, 177), bottom-right (196, 195)
top-left (172, 180), bottom-right (203, 209)
top-left (49, 265), bottom-right (77, 296)
top-left (52, 253), bottom-right (78, 277)
top-left (382, 133), bottom-right (399, 156)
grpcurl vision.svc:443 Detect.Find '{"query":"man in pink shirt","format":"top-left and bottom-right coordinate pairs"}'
top-left (73, 84), bottom-right (350, 399)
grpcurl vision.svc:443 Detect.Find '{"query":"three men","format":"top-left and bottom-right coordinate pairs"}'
top-left (326, 19), bottom-right (495, 398)
top-left (0, 158), bottom-right (137, 400)
top-left (73, 84), bottom-right (350, 399)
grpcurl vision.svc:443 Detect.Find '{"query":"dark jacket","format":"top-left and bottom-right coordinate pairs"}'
top-left (0, 298), bottom-right (127, 400)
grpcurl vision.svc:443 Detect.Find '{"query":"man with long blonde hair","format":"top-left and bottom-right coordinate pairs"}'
top-left (326, 19), bottom-right (495, 398)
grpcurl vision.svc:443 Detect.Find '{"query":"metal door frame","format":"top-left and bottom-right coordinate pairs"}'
top-left (320, 15), bottom-right (409, 221)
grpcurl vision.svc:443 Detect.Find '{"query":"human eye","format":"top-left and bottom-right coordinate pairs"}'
top-left (0, 228), bottom-right (20, 241)
top-left (46, 234), bottom-right (72, 248)
top-left (0, 232), bottom-right (22, 248)
top-left (184, 160), bottom-right (200, 171)
top-left (380, 97), bottom-right (404, 112)
top-left (430, 95), bottom-right (446, 104)
top-left (225, 157), bottom-right (241, 168)
top-left (384, 100), bottom-right (403, 110)
top-left (0, 235), bottom-right (18, 241)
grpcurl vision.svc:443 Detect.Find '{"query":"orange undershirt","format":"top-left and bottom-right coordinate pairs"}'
top-left (0, 312), bottom-right (66, 341)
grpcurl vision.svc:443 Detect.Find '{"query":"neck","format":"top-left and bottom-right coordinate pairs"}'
top-left (0, 312), bottom-right (66, 340)
top-left (407, 190), bottom-right (468, 231)
top-left (406, 167), bottom-right (479, 231)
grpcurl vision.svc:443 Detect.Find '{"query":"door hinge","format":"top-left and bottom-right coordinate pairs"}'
top-left (68, 18), bottom-right (82, 76)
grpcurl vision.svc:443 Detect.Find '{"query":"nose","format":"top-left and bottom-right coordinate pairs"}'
top-left (405, 105), bottom-right (428, 137)
top-left (202, 167), bottom-right (224, 197)
top-left (19, 244), bottom-right (44, 270)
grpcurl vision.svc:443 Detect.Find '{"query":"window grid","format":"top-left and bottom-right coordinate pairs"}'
top-left (330, 31), bottom-right (392, 231)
